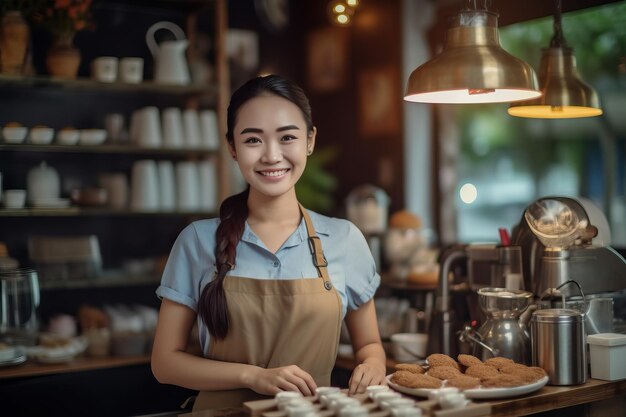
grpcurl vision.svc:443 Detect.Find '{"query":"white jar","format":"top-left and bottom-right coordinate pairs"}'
top-left (587, 333), bottom-right (626, 381)
top-left (27, 162), bottom-right (60, 204)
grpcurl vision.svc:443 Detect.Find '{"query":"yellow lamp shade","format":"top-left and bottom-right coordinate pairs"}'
top-left (508, 47), bottom-right (602, 118)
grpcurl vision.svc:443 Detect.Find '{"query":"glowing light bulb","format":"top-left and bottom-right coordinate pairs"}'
top-left (460, 183), bottom-right (478, 204)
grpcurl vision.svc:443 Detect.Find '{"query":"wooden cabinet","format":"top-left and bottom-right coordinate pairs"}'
top-left (0, 1), bottom-right (230, 300)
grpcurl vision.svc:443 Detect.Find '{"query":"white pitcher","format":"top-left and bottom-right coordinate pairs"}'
top-left (146, 21), bottom-right (190, 85)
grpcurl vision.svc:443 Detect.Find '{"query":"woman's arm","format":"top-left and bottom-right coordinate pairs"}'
top-left (151, 298), bottom-right (317, 395)
top-left (344, 298), bottom-right (387, 394)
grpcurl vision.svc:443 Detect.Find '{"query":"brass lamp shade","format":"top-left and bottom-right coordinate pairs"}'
top-left (404, 10), bottom-right (541, 104)
top-left (508, 47), bottom-right (603, 118)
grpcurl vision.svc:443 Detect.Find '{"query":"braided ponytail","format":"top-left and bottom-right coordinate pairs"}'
top-left (198, 188), bottom-right (249, 339)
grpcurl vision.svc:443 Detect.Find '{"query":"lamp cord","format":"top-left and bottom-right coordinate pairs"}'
top-left (465, 0), bottom-right (491, 11)
top-left (550, 0), bottom-right (568, 48)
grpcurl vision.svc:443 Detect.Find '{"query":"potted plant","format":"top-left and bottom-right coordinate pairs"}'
top-left (34, 0), bottom-right (93, 79)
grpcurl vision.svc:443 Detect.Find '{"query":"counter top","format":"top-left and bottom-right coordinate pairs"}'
top-left (179, 378), bottom-right (626, 417)
top-left (0, 354), bottom-right (150, 379)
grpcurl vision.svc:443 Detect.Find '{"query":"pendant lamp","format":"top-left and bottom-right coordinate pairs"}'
top-left (508, 0), bottom-right (602, 118)
top-left (404, 1), bottom-right (541, 104)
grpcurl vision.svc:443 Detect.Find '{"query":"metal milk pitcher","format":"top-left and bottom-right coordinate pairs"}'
top-left (459, 288), bottom-right (534, 364)
top-left (146, 21), bottom-right (190, 85)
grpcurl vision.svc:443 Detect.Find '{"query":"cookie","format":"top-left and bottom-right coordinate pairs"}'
top-left (394, 363), bottom-right (426, 374)
top-left (426, 353), bottom-right (461, 371)
top-left (391, 371), bottom-right (443, 389)
top-left (465, 364), bottom-right (500, 380)
top-left (427, 365), bottom-right (462, 380)
top-left (457, 354), bottom-right (483, 368)
top-left (484, 357), bottom-right (515, 370)
top-left (446, 375), bottom-right (481, 390)
top-left (499, 363), bottom-right (547, 382)
top-left (481, 374), bottom-right (528, 388)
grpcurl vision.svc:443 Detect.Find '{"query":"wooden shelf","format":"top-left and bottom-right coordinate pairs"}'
top-left (39, 272), bottom-right (161, 290)
top-left (0, 207), bottom-right (215, 217)
top-left (0, 74), bottom-right (217, 97)
top-left (0, 354), bottom-right (151, 380)
top-left (0, 142), bottom-right (218, 156)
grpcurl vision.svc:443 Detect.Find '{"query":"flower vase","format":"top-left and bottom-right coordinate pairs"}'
top-left (0, 11), bottom-right (30, 75)
top-left (46, 34), bottom-right (81, 79)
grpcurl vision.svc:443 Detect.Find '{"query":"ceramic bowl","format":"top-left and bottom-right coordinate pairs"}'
top-left (2, 126), bottom-right (28, 143)
top-left (29, 127), bottom-right (55, 145)
top-left (57, 129), bottom-right (80, 145)
top-left (79, 129), bottom-right (107, 146)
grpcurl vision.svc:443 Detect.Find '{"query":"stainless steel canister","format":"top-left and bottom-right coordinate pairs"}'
top-left (531, 308), bottom-right (587, 385)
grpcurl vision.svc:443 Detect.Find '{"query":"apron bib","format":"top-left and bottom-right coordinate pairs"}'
top-left (193, 205), bottom-right (342, 411)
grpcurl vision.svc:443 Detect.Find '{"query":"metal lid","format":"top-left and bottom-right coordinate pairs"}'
top-left (532, 308), bottom-right (584, 323)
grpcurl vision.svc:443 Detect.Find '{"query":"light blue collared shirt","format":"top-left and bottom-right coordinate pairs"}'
top-left (156, 209), bottom-right (380, 353)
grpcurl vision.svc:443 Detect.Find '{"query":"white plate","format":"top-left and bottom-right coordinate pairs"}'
top-left (386, 374), bottom-right (549, 400)
top-left (24, 336), bottom-right (87, 363)
top-left (0, 354), bottom-right (27, 367)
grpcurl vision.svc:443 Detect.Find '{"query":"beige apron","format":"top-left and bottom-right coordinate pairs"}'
top-left (193, 205), bottom-right (343, 411)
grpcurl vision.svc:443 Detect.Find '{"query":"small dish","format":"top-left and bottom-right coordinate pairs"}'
top-left (70, 188), bottom-right (108, 206)
top-left (29, 127), bottom-right (55, 145)
top-left (2, 126), bottom-right (28, 143)
top-left (79, 129), bottom-right (107, 145)
top-left (57, 128), bottom-right (80, 145)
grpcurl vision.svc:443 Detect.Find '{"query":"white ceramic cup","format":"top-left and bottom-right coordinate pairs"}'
top-left (339, 406), bottom-right (369, 417)
top-left (197, 158), bottom-right (217, 212)
top-left (391, 408), bottom-right (422, 417)
top-left (157, 160), bottom-right (176, 211)
top-left (119, 57), bottom-right (144, 83)
top-left (92, 56), bottom-right (119, 83)
top-left (366, 385), bottom-right (389, 399)
top-left (275, 391), bottom-right (303, 410)
top-left (161, 107), bottom-right (185, 148)
top-left (4, 189), bottom-right (26, 209)
top-left (427, 387), bottom-right (459, 402)
top-left (199, 109), bottom-right (220, 150)
top-left (130, 160), bottom-right (159, 211)
top-left (183, 109), bottom-right (201, 149)
top-left (372, 391), bottom-right (401, 405)
top-left (176, 161), bottom-right (199, 212)
top-left (137, 106), bottom-right (162, 148)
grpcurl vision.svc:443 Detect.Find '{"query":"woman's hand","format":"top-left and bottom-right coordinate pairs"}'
top-left (348, 360), bottom-right (387, 394)
top-left (244, 365), bottom-right (317, 396)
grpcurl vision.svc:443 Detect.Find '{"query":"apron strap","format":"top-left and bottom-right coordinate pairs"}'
top-left (299, 204), bottom-right (333, 291)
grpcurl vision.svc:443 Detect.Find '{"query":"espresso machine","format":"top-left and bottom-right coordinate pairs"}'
top-left (513, 196), bottom-right (626, 334)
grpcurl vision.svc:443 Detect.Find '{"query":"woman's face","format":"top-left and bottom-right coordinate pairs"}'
top-left (231, 94), bottom-right (315, 199)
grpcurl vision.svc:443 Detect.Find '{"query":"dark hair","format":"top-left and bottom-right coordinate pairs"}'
top-left (199, 74), bottom-right (313, 339)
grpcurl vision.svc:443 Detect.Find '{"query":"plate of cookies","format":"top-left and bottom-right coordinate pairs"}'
top-left (387, 353), bottom-right (549, 400)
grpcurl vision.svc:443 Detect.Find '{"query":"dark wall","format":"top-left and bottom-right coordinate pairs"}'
top-left (230, 0), bottom-right (405, 216)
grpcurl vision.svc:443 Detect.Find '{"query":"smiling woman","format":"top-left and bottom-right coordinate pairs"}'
top-left (151, 74), bottom-right (387, 412)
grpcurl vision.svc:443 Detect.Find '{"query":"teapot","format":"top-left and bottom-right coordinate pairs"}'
top-left (146, 21), bottom-right (190, 85)
top-left (459, 287), bottom-right (535, 364)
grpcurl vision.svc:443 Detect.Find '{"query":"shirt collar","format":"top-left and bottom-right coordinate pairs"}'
top-left (240, 209), bottom-right (330, 249)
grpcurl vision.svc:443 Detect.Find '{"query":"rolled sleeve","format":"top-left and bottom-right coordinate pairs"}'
top-left (344, 221), bottom-right (381, 310)
top-left (156, 223), bottom-right (213, 311)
